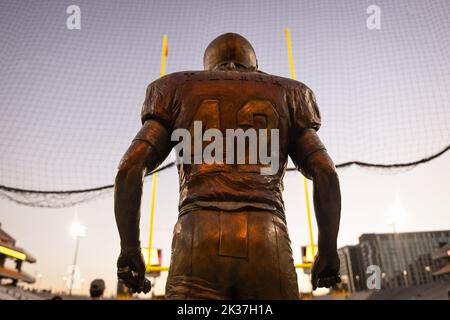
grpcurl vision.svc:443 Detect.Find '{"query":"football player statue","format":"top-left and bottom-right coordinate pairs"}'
top-left (114, 33), bottom-right (341, 299)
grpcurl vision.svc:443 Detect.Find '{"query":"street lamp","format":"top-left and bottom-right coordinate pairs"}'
top-left (402, 270), bottom-right (408, 286)
top-left (69, 220), bottom-right (86, 296)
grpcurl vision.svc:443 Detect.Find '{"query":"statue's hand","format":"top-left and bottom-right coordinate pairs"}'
top-left (311, 253), bottom-right (341, 291)
top-left (117, 249), bottom-right (151, 294)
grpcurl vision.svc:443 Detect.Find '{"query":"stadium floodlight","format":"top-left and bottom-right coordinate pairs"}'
top-left (69, 219), bottom-right (86, 295)
top-left (70, 221), bottom-right (87, 238)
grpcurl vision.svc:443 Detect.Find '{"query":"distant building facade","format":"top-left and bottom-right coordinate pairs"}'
top-left (338, 230), bottom-right (450, 292)
top-left (338, 245), bottom-right (366, 292)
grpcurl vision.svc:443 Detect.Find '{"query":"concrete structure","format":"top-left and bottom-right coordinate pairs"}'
top-left (0, 223), bottom-right (36, 286)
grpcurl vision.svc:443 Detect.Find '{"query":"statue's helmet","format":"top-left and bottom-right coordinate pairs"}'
top-left (203, 33), bottom-right (258, 71)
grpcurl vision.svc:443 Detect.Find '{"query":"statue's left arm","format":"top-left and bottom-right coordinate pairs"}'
top-left (114, 119), bottom-right (171, 293)
top-left (114, 76), bottom-right (177, 293)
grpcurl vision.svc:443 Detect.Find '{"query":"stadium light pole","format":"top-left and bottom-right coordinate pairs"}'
top-left (69, 219), bottom-right (86, 296)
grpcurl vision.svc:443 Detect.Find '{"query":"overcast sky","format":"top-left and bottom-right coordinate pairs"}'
top-left (1, 0), bottom-right (449, 296)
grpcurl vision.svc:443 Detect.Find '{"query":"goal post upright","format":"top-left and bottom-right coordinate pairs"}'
top-left (147, 34), bottom-right (168, 271)
top-left (284, 28), bottom-right (316, 266)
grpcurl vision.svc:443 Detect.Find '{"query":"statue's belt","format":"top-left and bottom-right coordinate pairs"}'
top-left (179, 200), bottom-right (286, 221)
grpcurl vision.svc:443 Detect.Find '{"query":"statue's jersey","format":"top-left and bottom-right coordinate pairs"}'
top-left (141, 70), bottom-right (322, 219)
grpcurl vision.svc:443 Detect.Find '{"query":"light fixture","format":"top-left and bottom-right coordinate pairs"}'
top-left (0, 245), bottom-right (26, 261)
top-left (70, 221), bottom-right (86, 238)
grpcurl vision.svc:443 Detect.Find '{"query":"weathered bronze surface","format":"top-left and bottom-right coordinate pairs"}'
top-left (114, 33), bottom-right (341, 299)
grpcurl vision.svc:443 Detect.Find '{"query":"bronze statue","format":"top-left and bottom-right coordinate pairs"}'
top-left (114, 33), bottom-right (341, 299)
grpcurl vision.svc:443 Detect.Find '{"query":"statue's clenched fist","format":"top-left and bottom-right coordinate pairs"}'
top-left (311, 253), bottom-right (341, 290)
top-left (117, 249), bottom-right (151, 294)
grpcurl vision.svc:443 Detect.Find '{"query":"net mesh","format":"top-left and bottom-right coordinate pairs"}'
top-left (1, 0), bottom-right (449, 207)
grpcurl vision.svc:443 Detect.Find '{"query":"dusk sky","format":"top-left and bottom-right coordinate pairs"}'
top-left (1, 0), bottom-right (449, 296)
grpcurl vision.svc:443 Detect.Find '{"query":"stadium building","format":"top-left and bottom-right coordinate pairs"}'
top-left (0, 223), bottom-right (36, 286)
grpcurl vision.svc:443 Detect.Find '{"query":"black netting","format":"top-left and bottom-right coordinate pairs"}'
top-left (1, 0), bottom-right (449, 207)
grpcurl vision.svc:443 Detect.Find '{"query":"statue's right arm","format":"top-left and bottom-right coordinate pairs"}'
top-left (290, 128), bottom-right (341, 256)
top-left (114, 119), bottom-right (171, 255)
top-left (289, 128), bottom-right (342, 289)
